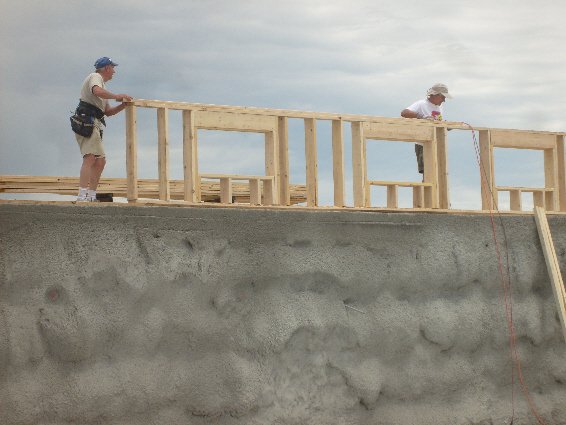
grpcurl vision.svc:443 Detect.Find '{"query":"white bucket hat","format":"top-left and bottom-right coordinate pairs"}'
top-left (427, 83), bottom-right (452, 99)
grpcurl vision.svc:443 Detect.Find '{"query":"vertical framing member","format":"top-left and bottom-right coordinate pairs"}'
top-left (479, 130), bottom-right (495, 210)
top-left (304, 118), bottom-right (318, 207)
top-left (351, 121), bottom-right (366, 208)
top-left (332, 119), bottom-right (345, 207)
top-left (278, 116), bottom-right (290, 206)
top-left (436, 126), bottom-right (449, 209)
top-left (125, 103), bottom-right (138, 202)
top-left (157, 107), bottom-right (170, 201)
top-left (182, 109), bottom-right (199, 202)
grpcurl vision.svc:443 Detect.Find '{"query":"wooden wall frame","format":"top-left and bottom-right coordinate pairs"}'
top-left (184, 110), bottom-right (280, 205)
top-left (479, 130), bottom-right (565, 212)
top-left (126, 107), bottom-right (280, 205)
top-left (351, 122), bottom-right (444, 209)
top-left (122, 99), bottom-right (565, 211)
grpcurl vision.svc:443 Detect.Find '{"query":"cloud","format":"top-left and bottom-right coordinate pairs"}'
top-left (1, 0), bottom-right (565, 208)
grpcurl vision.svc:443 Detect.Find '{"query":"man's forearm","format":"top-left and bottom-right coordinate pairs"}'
top-left (401, 109), bottom-right (419, 119)
top-left (92, 86), bottom-right (132, 103)
top-left (105, 103), bottom-right (127, 117)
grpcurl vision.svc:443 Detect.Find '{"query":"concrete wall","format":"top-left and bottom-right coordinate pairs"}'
top-left (0, 202), bottom-right (565, 425)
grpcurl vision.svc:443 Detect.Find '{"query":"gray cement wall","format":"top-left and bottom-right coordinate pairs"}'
top-left (0, 202), bottom-right (565, 425)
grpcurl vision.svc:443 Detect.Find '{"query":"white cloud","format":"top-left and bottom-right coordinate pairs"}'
top-left (1, 0), bottom-right (565, 209)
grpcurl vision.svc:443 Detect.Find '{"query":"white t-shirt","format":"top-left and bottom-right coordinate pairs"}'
top-left (79, 72), bottom-right (108, 112)
top-left (406, 99), bottom-right (444, 121)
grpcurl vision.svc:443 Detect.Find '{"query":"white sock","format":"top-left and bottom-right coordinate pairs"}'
top-left (87, 189), bottom-right (96, 199)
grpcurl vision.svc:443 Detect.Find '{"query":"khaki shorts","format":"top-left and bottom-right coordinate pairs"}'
top-left (76, 121), bottom-right (105, 157)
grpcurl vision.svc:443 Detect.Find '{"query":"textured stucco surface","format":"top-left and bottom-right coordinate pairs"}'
top-left (0, 202), bottom-right (565, 425)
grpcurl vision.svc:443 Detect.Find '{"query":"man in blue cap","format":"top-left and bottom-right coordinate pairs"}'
top-left (74, 57), bottom-right (133, 202)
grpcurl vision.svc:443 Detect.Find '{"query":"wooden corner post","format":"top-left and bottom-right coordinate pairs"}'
top-left (423, 134), bottom-right (439, 208)
top-left (479, 130), bottom-right (495, 210)
top-left (351, 121), bottom-right (366, 208)
top-left (556, 135), bottom-right (566, 212)
top-left (125, 103), bottom-right (138, 202)
top-left (436, 127), bottom-right (449, 209)
top-left (182, 110), bottom-right (199, 202)
top-left (544, 144), bottom-right (559, 211)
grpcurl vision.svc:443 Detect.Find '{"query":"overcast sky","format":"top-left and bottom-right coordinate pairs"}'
top-left (1, 0), bottom-right (565, 208)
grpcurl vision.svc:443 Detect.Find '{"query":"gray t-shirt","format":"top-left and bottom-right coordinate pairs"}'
top-left (79, 72), bottom-right (108, 112)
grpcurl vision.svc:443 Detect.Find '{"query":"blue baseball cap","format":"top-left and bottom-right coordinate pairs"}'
top-left (94, 57), bottom-right (118, 69)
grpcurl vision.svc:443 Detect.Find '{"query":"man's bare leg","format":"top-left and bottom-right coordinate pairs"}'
top-left (88, 156), bottom-right (106, 190)
top-left (78, 154), bottom-right (106, 201)
top-left (79, 154), bottom-right (96, 189)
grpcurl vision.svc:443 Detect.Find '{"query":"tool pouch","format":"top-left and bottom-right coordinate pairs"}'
top-left (70, 113), bottom-right (95, 137)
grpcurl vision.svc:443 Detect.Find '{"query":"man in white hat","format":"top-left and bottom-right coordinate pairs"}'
top-left (401, 83), bottom-right (452, 174)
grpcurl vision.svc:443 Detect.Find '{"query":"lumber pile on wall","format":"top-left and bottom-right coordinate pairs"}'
top-left (0, 175), bottom-right (307, 204)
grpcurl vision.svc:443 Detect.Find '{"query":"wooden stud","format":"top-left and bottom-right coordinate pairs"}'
top-left (265, 131), bottom-right (279, 205)
top-left (332, 119), bottom-right (345, 207)
top-left (423, 139), bottom-right (438, 208)
top-left (546, 191), bottom-right (556, 211)
top-left (436, 127), bottom-right (450, 209)
top-left (386, 185), bottom-right (398, 208)
top-left (533, 190), bottom-right (545, 208)
top-left (351, 121), bottom-right (366, 208)
top-left (413, 186), bottom-right (424, 208)
top-left (479, 130), bottom-right (495, 210)
top-left (424, 185), bottom-right (433, 208)
top-left (304, 118), bottom-right (318, 207)
top-left (534, 206), bottom-right (566, 343)
top-left (557, 135), bottom-right (566, 212)
top-left (182, 110), bottom-right (199, 202)
top-left (125, 104), bottom-right (138, 202)
top-left (249, 179), bottom-right (260, 205)
top-left (157, 108), bottom-right (171, 201)
top-left (263, 179), bottom-right (274, 206)
top-left (219, 177), bottom-right (232, 203)
top-left (544, 147), bottom-right (559, 211)
top-left (364, 169), bottom-right (371, 207)
top-left (278, 117), bottom-right (290, 206)
top-left (509, 189), bottom-right (522, 211)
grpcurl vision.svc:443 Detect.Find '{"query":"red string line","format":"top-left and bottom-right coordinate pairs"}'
top-left (463, 122), bottom-right (548, 425)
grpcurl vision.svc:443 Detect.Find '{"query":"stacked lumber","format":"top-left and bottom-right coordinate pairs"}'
top-left (0, 175), bottom-right (307, 205)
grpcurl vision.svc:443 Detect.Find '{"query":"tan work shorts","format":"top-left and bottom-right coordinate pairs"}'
top-left (76, 120), bottom-right (105, 157)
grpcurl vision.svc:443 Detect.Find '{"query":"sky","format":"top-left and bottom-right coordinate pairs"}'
top-left (1, 0), bottom-right (565, 209)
